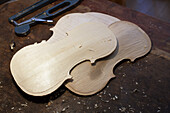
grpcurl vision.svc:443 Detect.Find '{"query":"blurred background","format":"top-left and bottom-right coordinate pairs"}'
top-left (110, 0), bottom-right (170, 23)
top-left (1, 0), bottom-right (170, 23)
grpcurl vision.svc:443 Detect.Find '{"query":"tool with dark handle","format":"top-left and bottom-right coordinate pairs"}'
top-left (9, 0), bottom-right (80, 36)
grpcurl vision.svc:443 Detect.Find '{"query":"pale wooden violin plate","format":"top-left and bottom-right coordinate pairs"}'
top-left (48, 12), bottom-right (120, 43)
top-left (10, 22), bottom-right (117, 96)
top-left (66, 21), bottom-right (152, 95)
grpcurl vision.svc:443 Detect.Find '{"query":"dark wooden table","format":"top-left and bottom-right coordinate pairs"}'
top-left (0, 0), bottom-right (169, 113)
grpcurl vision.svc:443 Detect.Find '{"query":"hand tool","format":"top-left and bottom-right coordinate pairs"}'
top-left (9, 0), bottom-right (80, 36)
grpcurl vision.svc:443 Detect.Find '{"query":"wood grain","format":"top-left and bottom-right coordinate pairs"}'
top-left (66, 21), bottom-right (151, 95)
top-left (10, 22), bottom-right (117, 96)
top-left (35, 12), bottom-right (120, 96)
top-left (46, 12), bottom-right (151, 95)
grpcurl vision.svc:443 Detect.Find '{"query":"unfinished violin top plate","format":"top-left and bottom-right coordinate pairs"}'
top-left (10, 22), bottom-right (117, 96)
top-left (65, 21), bottom-right (152, 96)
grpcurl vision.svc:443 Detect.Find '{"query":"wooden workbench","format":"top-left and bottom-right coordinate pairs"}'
top-left (0, 0), bottom-right (169, 112)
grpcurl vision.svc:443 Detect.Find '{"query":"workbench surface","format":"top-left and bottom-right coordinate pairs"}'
top-left (0, 0), bottom-right (169, 112)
